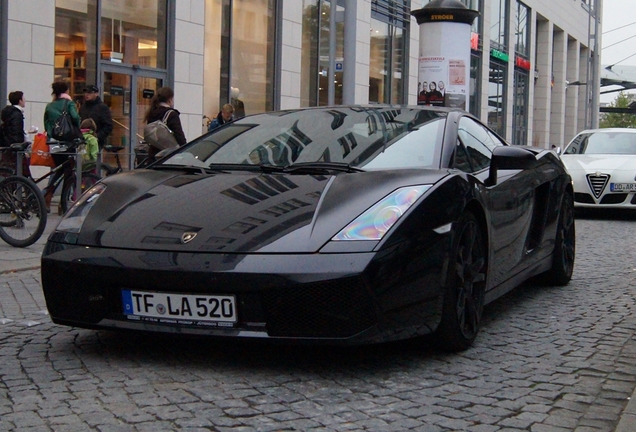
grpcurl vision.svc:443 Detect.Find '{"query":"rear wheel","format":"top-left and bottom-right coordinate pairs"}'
top-left (0, 176), bottom-right (47, 247)
top-left (436, 212), bottom-right (487, 352)
top-left (60, 172), bottom-right (101, 213)
top-left (542, 192), bottom-right (575, 285)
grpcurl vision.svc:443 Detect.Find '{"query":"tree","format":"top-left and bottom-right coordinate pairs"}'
top-left (599, 92), bottom-right (636, 129)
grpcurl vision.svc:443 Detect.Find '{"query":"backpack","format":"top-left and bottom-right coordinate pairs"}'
top-left (51, 100), bottom-right (82, 143)
top-left (144, 109), bottom-right (179, 150)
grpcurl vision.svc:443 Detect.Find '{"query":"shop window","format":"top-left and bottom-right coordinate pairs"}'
top-left (488, 59), bottom-right (507, 136)
top-left (100, 0), bottom-right (168, 69)
top-left (55, 1), bottom-right (98, 103)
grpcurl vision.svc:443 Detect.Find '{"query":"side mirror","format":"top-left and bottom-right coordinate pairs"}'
top-left (487, 145), bottom-right (536, 186)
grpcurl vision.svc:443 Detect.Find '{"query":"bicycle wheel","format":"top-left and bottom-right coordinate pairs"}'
top-left (60, 172), bottom-right (101, 213)
top-left (0, 176), bottom-right (47, 247)
top-left (0, 167), bottom-right (15, 180)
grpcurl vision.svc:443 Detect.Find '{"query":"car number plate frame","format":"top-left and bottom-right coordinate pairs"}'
top-left (610, 183), bottom-right (636, 192)
top-left (121, 290), bottom-right (237, 325)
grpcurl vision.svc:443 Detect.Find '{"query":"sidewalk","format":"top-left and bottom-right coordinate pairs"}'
top-left (0, 203), bottom-right (62, 274)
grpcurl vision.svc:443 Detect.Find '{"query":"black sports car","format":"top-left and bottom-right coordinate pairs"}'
top-left (41, 105), bottom-right (575, 351)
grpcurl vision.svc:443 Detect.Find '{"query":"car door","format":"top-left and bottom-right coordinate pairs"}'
top-left (454, 116), bottom-right (537, 288)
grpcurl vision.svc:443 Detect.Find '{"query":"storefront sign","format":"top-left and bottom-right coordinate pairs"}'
top-left (490, 49), bottom-right (509, 63)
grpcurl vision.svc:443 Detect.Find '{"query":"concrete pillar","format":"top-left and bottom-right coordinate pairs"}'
top-left (279, 0), bottom-right (303, 110)
top-left (532, 18), bottom-right (552, 148)
top-left (578, 45), bottom-right (589, 131)
top-left (565, 38), bottom-right (580, 144)
top-left (550, 28), bottom-right (567, 149)
top-left (5, 0), bottom-right (56, 134)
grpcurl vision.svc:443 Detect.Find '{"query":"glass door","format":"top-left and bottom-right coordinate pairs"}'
top-left (101, 67), bottom-right (164, 169)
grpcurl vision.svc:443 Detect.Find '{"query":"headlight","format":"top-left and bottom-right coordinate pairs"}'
top-left (55, 183), bottom-right (106, 236)
top-left (332, 185), bottom-right (431, 241)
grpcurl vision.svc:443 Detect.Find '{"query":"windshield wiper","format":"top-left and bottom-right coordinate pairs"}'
top-left (260, 162), bottom-right (363, 174)
top-left (153, 164), bottom-right (229, 174)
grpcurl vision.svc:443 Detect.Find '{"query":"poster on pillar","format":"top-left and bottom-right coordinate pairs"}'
top-left (418, 57), bottom-right (447, 107)
top-left (446, 59), bottom-right (467, 110)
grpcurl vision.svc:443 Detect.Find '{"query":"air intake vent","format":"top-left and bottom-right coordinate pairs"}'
top-left (586, 174), bottom-right (610, 199)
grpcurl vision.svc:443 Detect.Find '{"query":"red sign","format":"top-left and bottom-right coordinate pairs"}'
top-left (471, 33), bottom-right (479, 50)
top-left (515, 57), bottom-right (531, 70)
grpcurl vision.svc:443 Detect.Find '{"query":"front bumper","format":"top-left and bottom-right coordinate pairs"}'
top-left (41, 240), bottom-right (447, 344)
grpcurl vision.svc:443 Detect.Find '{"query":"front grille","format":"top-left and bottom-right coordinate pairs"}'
top-left (601, 194), bottom-right (627, 204)
top-left (574, 192), bottom-right (595, 204)
top-left (586, 174), bottom-right (610, 199)
top-left (261, 278), bottom-right (376, 338)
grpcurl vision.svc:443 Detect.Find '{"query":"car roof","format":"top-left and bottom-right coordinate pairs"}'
top-left (575, 128), bottom-right (636, 134)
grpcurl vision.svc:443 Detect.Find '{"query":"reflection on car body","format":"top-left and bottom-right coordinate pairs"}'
top-left (41, 105), bottom-right (575, 352)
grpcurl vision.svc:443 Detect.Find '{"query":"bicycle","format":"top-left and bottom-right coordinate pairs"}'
top-left (99, 141), bottom-right (154, 177)
top-left (0, 139), bottom-right (100, 214)
top-left (0, 175), bottom-right (47, 247)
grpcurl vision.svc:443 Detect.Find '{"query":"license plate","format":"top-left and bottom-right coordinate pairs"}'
top-left (121, 290), bottom-right (237, 325)
top-left (610, 183), bottom-right (636, 192)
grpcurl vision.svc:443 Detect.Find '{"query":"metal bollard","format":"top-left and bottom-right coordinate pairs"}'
top-left (75, 151), bottom-right (82, 204)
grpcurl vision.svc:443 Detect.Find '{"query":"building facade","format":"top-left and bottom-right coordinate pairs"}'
top-left (0, 0), bottom-right (599, 159)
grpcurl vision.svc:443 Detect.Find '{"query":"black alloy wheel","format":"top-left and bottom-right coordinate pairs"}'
top-left (543, 191), bottom-right (575, 286)
top-left (437, 212), bottom-right (487, 352)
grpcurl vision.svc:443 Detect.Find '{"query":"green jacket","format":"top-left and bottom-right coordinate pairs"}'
top-left (81, 130), bottom-right (99, 171)
top-left (43, 98), bottom-right (81, 138)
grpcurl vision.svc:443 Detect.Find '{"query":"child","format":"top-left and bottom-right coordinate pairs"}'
top-left (80, 118), bottom-right (99, 172)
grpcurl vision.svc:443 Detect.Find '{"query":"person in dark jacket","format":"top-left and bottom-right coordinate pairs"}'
top-left (144, 86), bottom-right (187, 160)
top-left (1, 91), bottom-right (26, 146)
top-left (208, 104), bottom-right (235, 132)
top-left (79, 85), bottom-right (113, 149)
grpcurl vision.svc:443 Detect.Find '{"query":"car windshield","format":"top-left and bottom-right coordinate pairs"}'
top-left (159, 107), bottom-right (446, 170)
top-left (564, 131), bottom-right (636, 155)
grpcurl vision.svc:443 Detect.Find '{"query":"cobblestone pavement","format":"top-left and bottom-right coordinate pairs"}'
top-left (1, 213), bottom-right (636, 431)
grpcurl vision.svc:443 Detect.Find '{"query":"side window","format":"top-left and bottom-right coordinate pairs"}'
top-left (453, 140), bottom-right (473, 173)
top-left (457, 117), bottom-right (494, 172)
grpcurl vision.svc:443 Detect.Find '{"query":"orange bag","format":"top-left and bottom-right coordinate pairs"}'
top-left (30, 133), bottom-right (56, 167)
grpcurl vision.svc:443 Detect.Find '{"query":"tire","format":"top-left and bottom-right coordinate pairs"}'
top-left (0, 167), bottom-right (15, 179)
top-left (436, 212), bottom-right (487, 352)
top-left (0, 176), bottom-right (47, 248)
top-left (60, 172), bottom-right (101, 213)
top-left (542, 192), bottom-right (575, 286)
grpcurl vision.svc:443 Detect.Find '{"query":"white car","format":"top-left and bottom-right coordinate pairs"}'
top-left (561, 128), bottom-right (636, 209)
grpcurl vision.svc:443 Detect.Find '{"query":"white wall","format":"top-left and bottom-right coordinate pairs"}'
top-left (5, 0), bottom-right (55, 134)
top-left (174, 0), bottom-right (205, 141)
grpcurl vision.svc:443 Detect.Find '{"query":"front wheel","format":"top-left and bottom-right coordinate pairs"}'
top-left (436, 212), bottom-right (487, 352)
top-left (60, 172), bottom-right (101, 213)
top-left (0, 176), bottom-right (47, 247)
top-left (541, 192), bottom-right (575, 286)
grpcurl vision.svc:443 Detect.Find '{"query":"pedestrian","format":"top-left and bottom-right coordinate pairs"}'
top-left (144, 86), bottom-right (186, 160)
top-left (79, 118), bottom-right (99, 173)
top-left (43, 81), bottom-right (81, 211)
top-left (79, 85), bottom-right (113, 149)
top-left (208, 104), bottom-right (235, 132)
top-left (1, 90), bottom-right (26, 146)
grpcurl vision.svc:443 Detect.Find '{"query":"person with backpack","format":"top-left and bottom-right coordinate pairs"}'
top-left (44, 81), bottom-right (81, 141)
top-left (144, 87), bottom-right (186, 160)
top-left (42, 81), bottom-right (81, 211)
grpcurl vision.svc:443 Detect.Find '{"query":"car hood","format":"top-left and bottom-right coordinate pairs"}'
top-left (562, 154), bottom-right (636, 172)
top-left (73, 168), bottom-right (448, 253)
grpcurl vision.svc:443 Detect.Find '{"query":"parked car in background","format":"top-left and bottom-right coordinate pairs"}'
top-left (562, 128), bottom-right (636, 209)
top-left (41, 105), bottom-right (575, 352)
